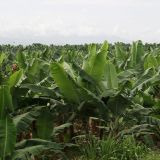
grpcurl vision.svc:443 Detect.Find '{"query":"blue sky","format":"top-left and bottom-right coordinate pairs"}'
top-left (0, 0), bottom-right (160, 44)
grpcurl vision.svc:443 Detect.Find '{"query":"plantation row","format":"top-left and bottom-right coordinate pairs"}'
top-left (0, 41), bottom-right (160, 159)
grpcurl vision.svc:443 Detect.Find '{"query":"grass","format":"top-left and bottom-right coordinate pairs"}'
top-left (73, 135), bottom-right (147, 160)
top-left (142, 150), bottom-right (160, 160)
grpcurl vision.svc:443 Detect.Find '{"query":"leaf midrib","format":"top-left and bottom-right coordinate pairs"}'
top-left (3, 117), bottom-right (8, 160)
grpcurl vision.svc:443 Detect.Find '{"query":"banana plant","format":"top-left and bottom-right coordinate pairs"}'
top-left (0, 85), bottom-right (16, 160)
top-left (49, 42), bottom-right (129, 123)
top-left (1, 40), bottom-right (160, 159)
top-left (130, 40), bottom-right (144, 68)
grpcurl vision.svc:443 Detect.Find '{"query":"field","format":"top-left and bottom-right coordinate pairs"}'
top-left (0, 41), bottom-right (160, 159)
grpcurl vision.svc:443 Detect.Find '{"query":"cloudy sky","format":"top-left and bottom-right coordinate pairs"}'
top-left (0, 0), bottom-right (160, 44)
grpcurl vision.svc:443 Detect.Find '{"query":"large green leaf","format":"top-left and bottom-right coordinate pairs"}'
top-left (130, 42), bottom-right (137, 67)
top-left (82, 41), bottom-right (108, 82)
top-left (7, 69), bottom-right (23, 88)
top-left (73, 63), bottom-right (96, 85)
top-left (136, 40), bottom-right (144, 61)
top-left (118, 69), bottom-right (138, 83)
top-left (115, 43), bottom-right (129, 69)
top-left (0, 85), bottom-right (13, 119)
top-left (132, 68), bottom-right (160, 93)
top-left (13, 110), bottom-right (39, 134)
top-left (62, 61), bottom-right (76, 80)
top-left (0, 53), bottom-right (6, 66)
top-left (27, 58), bottom-right (42, 83)
top-left (21, 84), bottom-right (57, 98)
top-left (16, 52), bottom-right (27, 69)
top-left (13, 139), bottom-right (65, 160)
top-left (68, 86), bottom-right (108, 120)
top-left (115, 42), bottom-right (126, 60)
top-left (144, 54), bottom-right (158, 69)
top-left (53, 123), bottom-right (72, 135)
top-left (101, 61), bottom-right (118, 90)
top-left (130, 41), bottom-right (144, 67)
top-left (0, 116), bottom-right (16, 159)
top-left (50, 62), bottom-right (80, 103)
top-left (36, 111), bottom-right (53, 140)
top-left (82, 44), bottom-right (97, 74)
top-left (107, 95), bottom-right (131, 116)
top-left (115, 42), bottom-right (128, 67)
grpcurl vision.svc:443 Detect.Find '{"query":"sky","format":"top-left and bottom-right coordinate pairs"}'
top-left (0, 0), bottom-right (160, 44)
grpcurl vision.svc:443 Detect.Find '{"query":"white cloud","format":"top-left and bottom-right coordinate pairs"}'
top-left (0, 0), bottom-right (160, 44)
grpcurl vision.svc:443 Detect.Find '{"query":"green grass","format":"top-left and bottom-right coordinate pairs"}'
top-left (142, 150), bottom-right (160, 160)
top-left (74, 135), bottom-right (147, 160)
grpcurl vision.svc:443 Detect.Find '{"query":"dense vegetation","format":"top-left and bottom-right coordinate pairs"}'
top-left (0, 41), bottom-right (160, 159)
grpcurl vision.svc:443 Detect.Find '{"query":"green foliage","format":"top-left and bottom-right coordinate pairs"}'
top-left (0, 116), bottom-right (16, 159)
top-left (13, 110), bottom-right (40, 134)
top-left (7, 69), bottom-right (23, 88)
top-left (101, 61), bottom-right (118, 90)
top-left (0, 41), bottom-right (160, 159)
top-left (0, 85), bottom-right (13, 119)
top-left (50, 62), bottom-right (80, 103)
top-left (143, 151), bottom-right (160, 160)
top-left (76, 135), bottom-right (146, 160)
top-left (82, 41), bottom-right (108, 82)
top-left (144, 54), bottom-right (158, 69)
top-left (13, 139), bottom-right (65, 160)
top-left (130, 40), bottom-right (144, 67)
top-left (36, 110), bottom-right (53, 140)
top-left (16, 52), bottom-right (27, 69)
top-left (0, 53), bottom-right (6, 66)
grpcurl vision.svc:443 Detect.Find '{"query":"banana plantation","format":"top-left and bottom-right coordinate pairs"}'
top-left (0, 41), bottom-right (160, 160)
